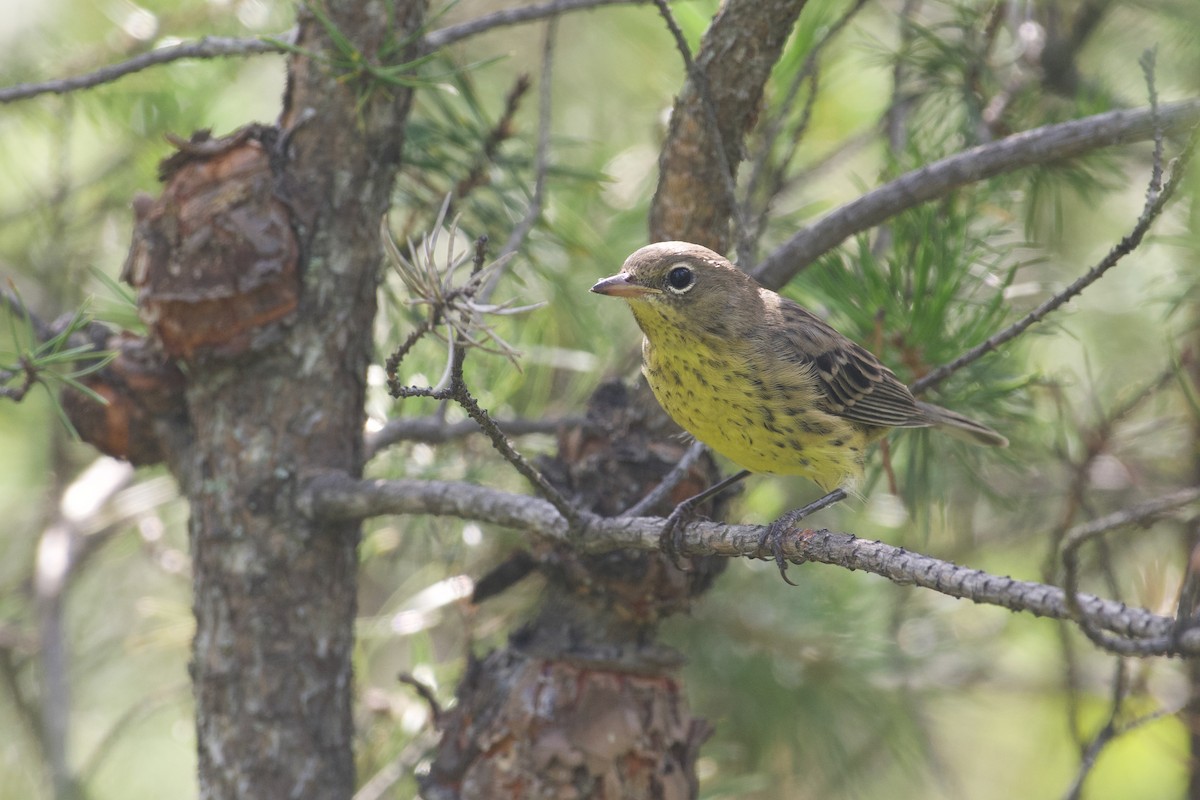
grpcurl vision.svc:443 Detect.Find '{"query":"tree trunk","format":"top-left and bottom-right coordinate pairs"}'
top-left (117, 2), bottom-right (427, 796)
top-left (422, 381), bottom-right (724, 799)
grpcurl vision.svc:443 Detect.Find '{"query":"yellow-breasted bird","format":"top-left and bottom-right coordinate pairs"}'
top-left (591, 241), bottom-right (1006, 579)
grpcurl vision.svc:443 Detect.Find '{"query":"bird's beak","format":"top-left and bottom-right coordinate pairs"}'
top-left (590, 273), bottom-right (659, 298)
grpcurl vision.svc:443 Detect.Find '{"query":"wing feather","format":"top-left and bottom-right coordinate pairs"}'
top-left (766, 296), bottom-right (930, 429)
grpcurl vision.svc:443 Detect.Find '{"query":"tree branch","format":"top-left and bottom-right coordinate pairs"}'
top-left (389, 240), bottom-right (579, 526)
top-left (0, 35), bottom-right (289, 104)
top-left (621, 440), bottom-right (709, 517)
top-left (302, 471), bottom-right (1198, 656)
top-left (753, 98), bottom-right (1200, 290)
top-left (912, 121), bottom-right (1196, 394)
top-left (1060, 486), bottom-right (1200, 656)
top-left (423, 0), bottom-right (648, 50)
top-left (0, 0), bottom-right (645, 106)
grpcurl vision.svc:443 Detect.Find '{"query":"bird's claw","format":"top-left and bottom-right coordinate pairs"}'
top-left (758, 520), bottom-right (801, 586)
top-left (658, 500), bottom-right (699, 571)
top-left (760, 488), bottom-right (848, 585)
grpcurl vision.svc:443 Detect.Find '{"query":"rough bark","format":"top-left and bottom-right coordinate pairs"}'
top-left (649, 0), bottom-right (808, 252)
top-left (115, 2), bottom-right (427, 797)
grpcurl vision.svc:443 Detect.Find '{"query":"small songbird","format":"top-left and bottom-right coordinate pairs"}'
top-left (591, 241), bottom-right (1005, 577)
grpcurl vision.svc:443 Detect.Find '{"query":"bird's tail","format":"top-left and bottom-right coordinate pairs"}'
top-left (915, 401), bottom-right (1008, 447)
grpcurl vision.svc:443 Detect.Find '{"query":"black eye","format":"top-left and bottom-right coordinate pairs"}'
top-left (666, 266), bottom-right (694, 292)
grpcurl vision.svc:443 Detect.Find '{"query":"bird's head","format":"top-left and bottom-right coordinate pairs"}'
top-left (590, 242), bottom-right (760, 335)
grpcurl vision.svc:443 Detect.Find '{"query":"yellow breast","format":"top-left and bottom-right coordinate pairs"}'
top-left (637, 324), bottom-right (870, 492)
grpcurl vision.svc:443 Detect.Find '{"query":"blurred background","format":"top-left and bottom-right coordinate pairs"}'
top-left (2, 0), bottom-right (1199, 797)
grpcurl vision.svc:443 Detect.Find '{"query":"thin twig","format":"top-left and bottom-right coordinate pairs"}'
top-left (450, 75), bottom-right (532, 212)
top-left (1104, 354), bottom-right (1190, 432)
top-left (651, 0), bottom-right (744, 251)
top-left (0, 0), bottom-right (643, 105)
top-left (1062, 659), bottom-right (1128, 800)
top-left (1039, 353), bottom-right (1192, 582)
top-left (912, 125), bottom-right (1197, 395)
top-left (397, 672), bottom-right (443, 723)
top-left (621, 440), bottom-right (708, 517)
top-left (0, 358), bottom-right (38, 402)
top-left (384, 318), bottom-right (438, 395)
top-left (393, 238), bottom-right (579, 527)
top-left (1061, 488), bottom-right (1200, 557)
top-left (739, 0), bottom-right (870, 267)
top-left (485, 15), bottom-right (558, 300)
top-left (1061, 487), bottom-right (1200, 654)
top-left (1062, 704), bottom-right (1173, 800)
top-left (451, 388), bottom-right (578, 526)
top-left (0, 35), bottom-right (289, 104)
top-left (384, 198), bottom-right (540, 394)
top-left (423, 0), bottom-right (646, 50)
top-left (1139, 48), bottom-right (1164, 199)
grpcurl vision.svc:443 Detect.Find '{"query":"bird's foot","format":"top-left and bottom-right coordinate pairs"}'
top-left (654, 469), bottom-right (751, 571)
top-left (759, 488), bottom-right (848, 585)
top-left (658, 498), bottom-right (701, 571)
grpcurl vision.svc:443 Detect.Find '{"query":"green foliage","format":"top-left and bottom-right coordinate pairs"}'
top-left (1, 0), bottom-right (1198, 798)
top-left (267, 1), bottom-right (481, 127)
top-left (791, 191), bottom-right (1029, 515)
top-left (1, 291), bottom-right (114, 435)
top-left (378, 53), bottom-right (616, 429)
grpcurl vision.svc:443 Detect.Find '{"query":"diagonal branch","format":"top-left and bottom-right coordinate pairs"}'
top-left (753, 98), bottom-right (1200, 290)
top-left (302, 471), bottom-right (1199, 656)
top-left (912, 123), bottom-right (1197, 395)
top-left (389, 238), bottom-right (579, 526)
top-left (621, 440), bottom-right (709, 517)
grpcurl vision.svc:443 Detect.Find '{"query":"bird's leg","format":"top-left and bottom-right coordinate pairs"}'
top-left (658, 470), bottom-right (751, 567)
top-left (760, 488), bottom-right (848, 585)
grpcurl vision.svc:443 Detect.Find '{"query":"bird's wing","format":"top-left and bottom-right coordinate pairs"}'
top-left (769, 297), bottom-right (928, 429)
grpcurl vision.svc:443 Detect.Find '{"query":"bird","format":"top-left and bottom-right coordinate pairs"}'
top-left (591, 241), bottom-right (1006, 581)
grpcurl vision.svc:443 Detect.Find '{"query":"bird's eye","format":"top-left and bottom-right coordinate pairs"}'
top-left (666, 266), bottom-right (694, 293)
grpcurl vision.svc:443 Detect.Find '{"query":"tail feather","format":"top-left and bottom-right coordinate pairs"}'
top-left (914, 401), bottom-right (1008, 448)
